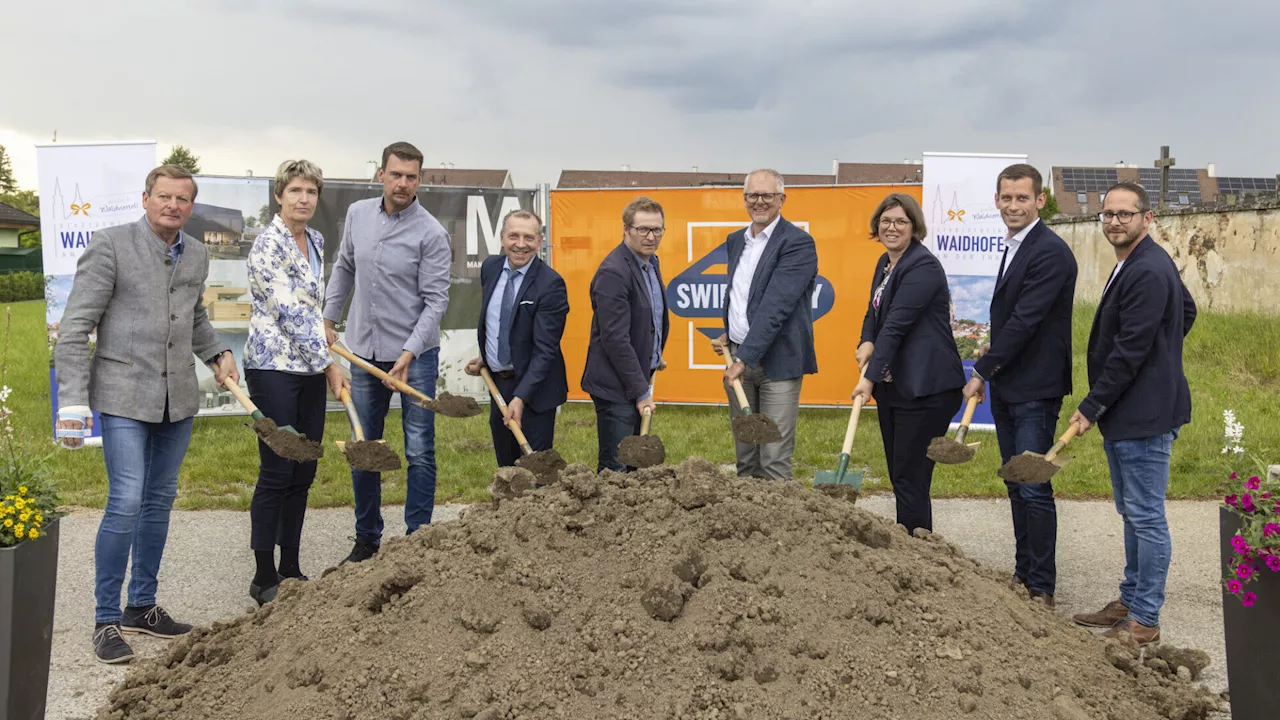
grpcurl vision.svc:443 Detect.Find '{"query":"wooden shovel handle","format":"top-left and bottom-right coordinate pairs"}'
top-left (479, 367), bottom-right (534, 455)
top-left (1044, 422), bottom-right (1082, 462)
top-left (720, 344), bottom-right (753, 411)
top-left (841, 364), bottom-right (869, 455)
top-left (640, 406), bottom-right (653, 436)
top-left (338, 387), bottom-right (366, 442)
top-left (954, 395), bottom-right (980, 443)
top-left (221, 376), bottom-right (260, 416)
top-left (330, 343), bottom-right (430, 405)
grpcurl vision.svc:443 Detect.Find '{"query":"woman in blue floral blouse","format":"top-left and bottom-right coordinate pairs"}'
top-left (244, 159), bottom-right (348, 605)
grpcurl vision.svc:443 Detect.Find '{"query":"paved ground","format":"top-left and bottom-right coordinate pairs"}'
top-left (45, 497), bottom-right (1227, 719)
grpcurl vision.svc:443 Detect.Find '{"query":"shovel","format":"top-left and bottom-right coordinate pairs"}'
top-left (814, 364), bottom-right (868, 496)
top-left (479, 366), bottom-right (565, 482)
top-left (329, 342), bottom-right (483, 418)
top-left (221, 377), bottom-right (324, 462)
top-left (720, 345), bottom-right (782, 445)
top-left (617, 380), bottom-right (666, 469)
top-left (997, 422), bottom-right (1082, 484)
top-left (335, 387), bottom-right (401, 472)
top-left (926, 394), bottom-right (983, 465)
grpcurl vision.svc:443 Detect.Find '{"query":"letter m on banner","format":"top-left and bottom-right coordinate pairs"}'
top-left (466, 194), bottom-right (524, 256)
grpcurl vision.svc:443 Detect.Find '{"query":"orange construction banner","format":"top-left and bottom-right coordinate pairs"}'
top-left (550, 185), bottom-right (923, 406)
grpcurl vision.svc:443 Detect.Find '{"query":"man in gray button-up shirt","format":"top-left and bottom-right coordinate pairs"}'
top-left (323, 142), bottom-right (451, 564)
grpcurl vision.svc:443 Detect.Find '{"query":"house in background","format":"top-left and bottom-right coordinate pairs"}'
top-left (0, 200), bottom-right (39, 248)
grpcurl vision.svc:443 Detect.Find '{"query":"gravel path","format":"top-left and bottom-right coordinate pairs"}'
top-left (44, 497), bottom-right (1227, 719)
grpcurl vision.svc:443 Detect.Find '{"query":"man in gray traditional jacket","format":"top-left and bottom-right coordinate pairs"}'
top-left (55, 164), bottom-right (238, 664)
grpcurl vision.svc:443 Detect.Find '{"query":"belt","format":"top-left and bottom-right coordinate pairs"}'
top-left (493, 370), bottom-right (515, 379)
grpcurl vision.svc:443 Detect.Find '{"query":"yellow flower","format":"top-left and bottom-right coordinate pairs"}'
top-left (27, 529), bottom-right (38, 540)
top-left (14, 524), bottom-right (24, 536)
top-left (2, 518), bottom-right (10, 527)
top-left (17, 486), bottom-right (27, 495)
top-left (36, 514), bottom-right (44, 524)
top-left (13, 498), bottom-right (24, 510)
top-left (19, 512), bottom-right (29, 522)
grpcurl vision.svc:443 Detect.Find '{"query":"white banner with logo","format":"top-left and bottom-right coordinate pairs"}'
top-left (922, 151), bottom-right (1026, 430)
top-left (39, 140), bottom-right (157, 442)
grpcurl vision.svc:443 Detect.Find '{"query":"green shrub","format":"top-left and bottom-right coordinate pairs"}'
top-left (0, 272), bottom-right (44, 303)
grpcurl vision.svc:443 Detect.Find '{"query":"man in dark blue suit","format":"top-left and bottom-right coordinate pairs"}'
top-left (713, 169), bottom-right (818, 480)
top-left (581, 197), bottom-right (670, 472)
top-left (965, 164), bottom-right (1077, 608)
top-left (464, 210), bottom-right (569, 467)
top-left (1069, 182), bottom-right (1196, 646)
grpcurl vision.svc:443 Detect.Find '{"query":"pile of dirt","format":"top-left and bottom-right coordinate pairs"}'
top-left (339, 440), bottom-right (402, 472)
top-left (617, 434), bottom-right (666, 468)
top-left (731, 414), bottom-right (781, 444)
top-left (514, 449), bottom-right (566, 482)
top-left (99, 458), bottom-right (1223, 720)
top-left (251, 418), bottom-right (323, 462)
top-left (430, 392), bottom-right (484, 418)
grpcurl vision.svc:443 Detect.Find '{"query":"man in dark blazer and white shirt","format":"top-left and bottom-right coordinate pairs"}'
top-left (964, 164), bottom-right (1078, 608)
top-left (581, 197), bottom-right (670, 472)
top-left (713, 169), bottom-right (819, 480)
top-left (465, 210), bottom-right (569, 467)
top-left (1069, 182), bottom-right (1196, 646)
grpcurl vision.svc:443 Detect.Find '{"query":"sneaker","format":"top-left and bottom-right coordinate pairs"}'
top-left (93, 623), bottom-right (135, 664)
top-left (1102, 618), bottom-right (1161, 645)
top-left (120, 605), bottom-right (193, 639)
top-left (1072, 600), bottom-right (1130, 628)
top-left (342, 536), bottom-right (380, 565)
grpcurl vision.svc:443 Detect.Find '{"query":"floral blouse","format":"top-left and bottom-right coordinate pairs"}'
top-left (244, 215), bottom-right (330, 373)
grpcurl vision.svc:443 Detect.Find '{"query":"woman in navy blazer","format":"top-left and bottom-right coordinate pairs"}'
top-left (852, 193), bottom-right (965, 533)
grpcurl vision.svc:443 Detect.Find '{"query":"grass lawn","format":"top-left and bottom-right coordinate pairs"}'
top-left (2, 299), bottom-right (1276, 510)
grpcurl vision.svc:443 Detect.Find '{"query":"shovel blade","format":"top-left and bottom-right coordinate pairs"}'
top-left (814, 455), bottom-right (864, 491)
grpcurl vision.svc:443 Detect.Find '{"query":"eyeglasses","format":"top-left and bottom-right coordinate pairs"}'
top-left (878, 218), bottom-right (912, 229)
top-left (1098, 210), bottom-right (1143, 223)
top-left (629, 226), bottom-right (665, 238)
top-left (744, 192), bottom-right (782, 203)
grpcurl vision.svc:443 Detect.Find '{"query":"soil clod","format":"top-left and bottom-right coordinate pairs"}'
top-left (252, 418), bottom-right (323, 462)
top-left (515, 449), bottom-right (566, 483)
top-left (731, 414), bottom-right (781, 444)
top-left (428, 392), bottom-right (484, 418)
top-left (340, 440), bottom-right (401, 472)
top-left (617, 434), bottom-right (665, 468)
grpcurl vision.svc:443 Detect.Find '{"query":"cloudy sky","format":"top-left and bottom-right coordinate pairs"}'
top-left (4, 0), bottom-right (1278, 190)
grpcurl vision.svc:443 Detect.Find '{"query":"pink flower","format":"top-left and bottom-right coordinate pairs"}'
top-left (1242, 592), bottom-right (1257, 608)
top-left (1237, 563), bottom-right (1256, 581)
top-left (1246, 476), bottom-right (1261, 490)
top-left (1267, 555), bottom-right (1280, 573)
top-left (1227, 579), bottom-right (1243, 594)
top-left (1225, 494), bottom-right (1239, 507)
top-left (1242, 495), bottom-right (1258, 512)
top-left (1265, 523), bottom-right (1280, 538)
top-left (1231, 472), bottom-right (1239, 480)
top-left (1232, 535), bottom-right (1253, 555)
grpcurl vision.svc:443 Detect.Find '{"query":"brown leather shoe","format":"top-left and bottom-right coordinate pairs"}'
top-left (1072, 600), bottom-right (1129, 628)
top-left (1029, 591), bottom-right (1055, 609)
top-left (1102, 618), bottom-right (1160, 645)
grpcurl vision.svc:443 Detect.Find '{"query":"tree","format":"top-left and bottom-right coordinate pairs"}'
top-left (257, 204), bottom-right (271, 226)
top-left (1039, 188), bottom-right (1060, 221)
top-left (0, 189), bottom-right (40, 248)
top-left (244, 214), bottom-right (258, 228)
top-left (162, 145), bottom-right (201, 174)
top-left (0, 145), bottom-right (16, 194)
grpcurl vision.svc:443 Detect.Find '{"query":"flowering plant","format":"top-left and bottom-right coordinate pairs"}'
top-left (0, 306), bottom-right (60, 547)
top-left (1219, 409), bottom-right (1279, 607)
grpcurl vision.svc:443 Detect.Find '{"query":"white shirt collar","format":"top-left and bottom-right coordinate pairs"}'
top-left (1007, 217), bottom-right (1039, 247)
top-left (746, 214), bottom-right (781, 244)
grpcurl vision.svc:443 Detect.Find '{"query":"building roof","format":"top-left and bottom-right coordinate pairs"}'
top-left (556, 170), bottom-right (837, 189)
top-left (835, 162), bottom-right (924, 185)
top-left (0, 201), bottom-right (40, 229)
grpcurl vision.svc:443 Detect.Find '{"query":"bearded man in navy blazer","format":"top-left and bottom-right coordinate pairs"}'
top-left (581, 197), bottom-right (670, 472)
top-left (1069, 182), bottom-right (1196, 646)
top-left (465, 209), bottom-right (569, 467)
top-left (713, 169), bottom-right (819, 480)
top-left (964, 164), bottom-right (1077, 608)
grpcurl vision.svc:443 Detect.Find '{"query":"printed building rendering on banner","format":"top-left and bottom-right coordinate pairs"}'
top-left (40, 141), bottom-right (158, 442)
top-left (922, 151), bottom-right (1028, 428)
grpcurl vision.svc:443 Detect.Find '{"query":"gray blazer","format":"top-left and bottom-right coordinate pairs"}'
top-left (55, 218), bottom-right (229, 423)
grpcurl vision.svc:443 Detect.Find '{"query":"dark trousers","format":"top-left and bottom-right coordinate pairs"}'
top-left (246, 369), bottom-right (327, 552)
top-left (991, 394), bottom-right (1062, 596)
top-left (488, 373), bottom-right (558, 467)
top-left (875, 385), bottom-right (962, 534)
top-left (591, 395), bottom-right (641, 473)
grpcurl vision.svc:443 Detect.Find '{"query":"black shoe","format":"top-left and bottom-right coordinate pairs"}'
top-left (250, 574), bottom-right (283, 607)
top-left (342, 536), bottom-right (379, 565)
top-left (120, 605), bottom-right (193, 639)
top-left (93, 623), bottom-right (135, 664)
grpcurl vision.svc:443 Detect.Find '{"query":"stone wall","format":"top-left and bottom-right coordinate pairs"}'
top-left (1048, 197), bottom-right (1280, 315)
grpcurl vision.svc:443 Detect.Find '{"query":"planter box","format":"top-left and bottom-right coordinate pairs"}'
top-left (1220, 506), bottom-right (1280, 719)
top-left (0, 516), bottom-right (60, 720)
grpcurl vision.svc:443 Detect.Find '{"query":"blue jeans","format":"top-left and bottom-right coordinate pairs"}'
top-left (991, 396), bottom-right (1061, 596)
top-left (591, 396), bottom-right (640, 473)
top-left (349, 348), bottom-right (438, 542)
top-left (1104, 429), bottom-right (1178, 628)
top-left (95, 412), bottom-right (193, 623)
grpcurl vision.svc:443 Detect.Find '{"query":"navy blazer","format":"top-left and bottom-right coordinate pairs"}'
top-left (478, 255), bottom-right (569, 413)
top-left (721, 217), bottom-right (819, 381)
top-left (581, 243), bottom-right (670, 405)
top-left (973, 220), bottom-right (1078, 403)
top-left (1078, 235), bottom-right (1196, 441)
top-left (859, 241), bottom-right (965, 402)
